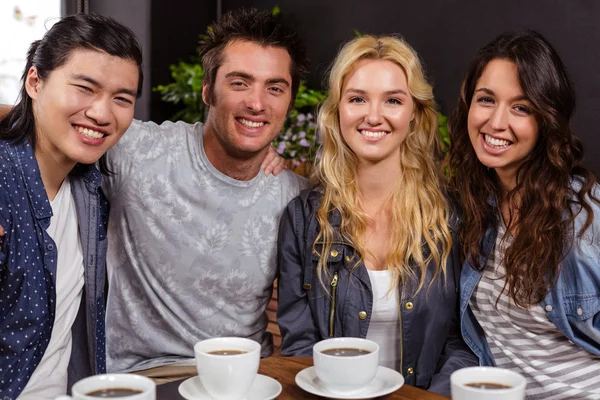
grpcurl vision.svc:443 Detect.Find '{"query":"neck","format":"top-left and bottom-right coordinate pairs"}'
top-left (34, 146), bottom-right (74, 201)
top-left (356, 157), bottom-right (401, 214)
top-left (202, 123), bottom-right (266, 181)
top-left (495, 171), bottom-right (522, 233)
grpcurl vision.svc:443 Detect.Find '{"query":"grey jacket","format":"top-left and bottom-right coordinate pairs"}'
top-left (276, 189), bottom-right (477, 396)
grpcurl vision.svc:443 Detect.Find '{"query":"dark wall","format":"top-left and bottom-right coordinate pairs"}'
top-left (149, 0), bottom-right (216, 123)
top-left (219, 0), bottom-right (600, 173)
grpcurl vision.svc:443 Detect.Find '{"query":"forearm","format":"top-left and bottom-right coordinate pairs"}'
top-left (428, 320), bottom-right (479, 396)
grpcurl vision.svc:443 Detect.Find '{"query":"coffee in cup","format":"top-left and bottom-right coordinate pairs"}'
top-left (55, 374), bottom-right (155, 400)
top-left (194, 337), bottom-right (261, 400)
top-left (86, 388), bottom-right (143, 397)
top-left (313, 337), bottom-right (380, 396)
top-left (451, 366), bottom-right (526, 400)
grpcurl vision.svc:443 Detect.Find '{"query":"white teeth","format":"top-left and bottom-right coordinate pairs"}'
top-left (75, 125), bottom-right (105, 139)
top-left (484, 134), bottom-right (510, 148)
top-left (238, 118), bottom-right (265, 128)
top-left (360, 130), bottom-right (387, 138)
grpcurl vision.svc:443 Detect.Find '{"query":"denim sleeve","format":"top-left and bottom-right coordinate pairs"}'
top-left (277, 199), bottom-right (319, 357)
top-left (428, 233), bottom-right (479, 396)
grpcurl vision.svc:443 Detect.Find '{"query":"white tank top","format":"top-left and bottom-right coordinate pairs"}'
top-left (20, 178), bottom-right (85, 399)
top-left (366, 269), bottom-right (400, 371)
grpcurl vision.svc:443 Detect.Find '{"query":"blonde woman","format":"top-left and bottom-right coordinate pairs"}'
top-left (276, 35), bottom-right (476, 396)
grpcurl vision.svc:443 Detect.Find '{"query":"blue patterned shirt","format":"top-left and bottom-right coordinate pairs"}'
top-left (0, 138), bottom-right (108, 399)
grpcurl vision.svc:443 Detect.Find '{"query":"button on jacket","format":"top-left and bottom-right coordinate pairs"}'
top-left (277, 189), bottom-right (477, 396)
top-left (0, 139), bottom-right (107, 399)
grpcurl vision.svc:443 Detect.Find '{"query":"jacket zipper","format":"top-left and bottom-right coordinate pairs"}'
top-left (329, 271), bottom-right (339, 337)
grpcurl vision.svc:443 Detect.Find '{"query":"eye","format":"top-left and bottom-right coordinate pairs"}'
top-left (348, 97), bottom-right (365, 103)
top-left (514, 104), bottom-right (532, 115)
top-left (268, 86), bottom-right (285, 94)
top-left (115, 96), bottom-right (134, 105)
top-left (476, 96), bottom-right (494, 105)
top-left (76, 85), bottom-right (93, 93)
top-left (387, 98), bottom-right (402, 105)
top-left (231, 81), bottom-right (246, 88)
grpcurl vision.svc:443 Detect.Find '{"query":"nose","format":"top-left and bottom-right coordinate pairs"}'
top-left (85, 97), bottom-right (111, 126)
top-left (489, 105), bottom-right (509, 131)
top-left (244, 87), bottom-right (265, 113)
top-left (365, 102), bottom-right (383, 126)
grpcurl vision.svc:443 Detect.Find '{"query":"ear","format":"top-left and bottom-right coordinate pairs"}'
top-left (202, 82), bottom-right (211, 106)
top-left (25, 66), bottom-right (42, 100)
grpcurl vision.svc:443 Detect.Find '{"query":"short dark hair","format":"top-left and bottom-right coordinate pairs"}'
top-left (199, 8), bottom-right (309, 107)
top-left (0, 12), bottom-right (144, 175)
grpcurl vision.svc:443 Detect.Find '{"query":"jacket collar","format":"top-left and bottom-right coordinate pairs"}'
top-left (7, 139), bottom-right (102, 221)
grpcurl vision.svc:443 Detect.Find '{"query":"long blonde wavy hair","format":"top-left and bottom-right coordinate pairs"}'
top-left (313, 35), bottom-right (451, 294)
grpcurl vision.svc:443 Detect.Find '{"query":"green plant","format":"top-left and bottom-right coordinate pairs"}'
top-left (438, 112), bottom-right (450, 153)
top-left (153, 57), bottom-right (206, 123)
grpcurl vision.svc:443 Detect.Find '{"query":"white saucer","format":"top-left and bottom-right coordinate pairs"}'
top-left (295, 366), bottom-right (404, 399)
top-left (178, 374), bottom-right (282, 400)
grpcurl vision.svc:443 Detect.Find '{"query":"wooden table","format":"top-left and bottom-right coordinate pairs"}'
top-left (156, 357), bottom-right (450, 399)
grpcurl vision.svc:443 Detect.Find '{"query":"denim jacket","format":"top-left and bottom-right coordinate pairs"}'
top-left (460, 186), bottom-right (600, 366)
top-left (0, 139), bottom-right (108, 399)
top-left (277, 189), bottom-right (478, 396)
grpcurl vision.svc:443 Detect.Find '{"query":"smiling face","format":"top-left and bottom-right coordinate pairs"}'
top-left (202, 40), bottom-right (293, 161)
top-left (468, 58), bottom-right (540, 188)
top-left (27, 48), bottom-right (138, 170)
top-left (338, 58), bottom-right (414, 166)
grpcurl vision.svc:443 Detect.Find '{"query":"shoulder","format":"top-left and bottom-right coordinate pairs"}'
top-left (114, 119), bottom-right (204, 151)
top-left (285, 187), bottom-right (322, 219)
top-left (569, 179), bottom-right (600, 224)
top-left (0, 141), bottom-right (20, 190)
top-left (276, 169), bottom-right (309, 190)
top-left (444, 190), bottom-right (463, 232)
top-left (0, 141), bottom-right (13, 169)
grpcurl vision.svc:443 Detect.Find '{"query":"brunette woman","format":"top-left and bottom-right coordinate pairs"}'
top-left (449, 30), bottom-right (600, 399)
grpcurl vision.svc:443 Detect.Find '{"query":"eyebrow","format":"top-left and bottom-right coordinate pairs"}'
top-left (71, 73), bottom-right (138, 97)
top-left (345, 88), bottom-right (409, 97)
top-left (475, 87), bottom-right (528, 102)
top-left (225, 71), bottom-right (290, 88)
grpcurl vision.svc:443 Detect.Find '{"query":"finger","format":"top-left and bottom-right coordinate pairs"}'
top-left (272, 161), bottom-right (285, 176)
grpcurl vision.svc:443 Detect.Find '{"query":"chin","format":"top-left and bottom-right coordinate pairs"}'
top-left (237, 141), bottom-right (270, 155)
top-left (71, 153), bottom-right (104, 166)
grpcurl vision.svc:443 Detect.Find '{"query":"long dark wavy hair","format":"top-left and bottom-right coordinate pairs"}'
top-left (448, 30), bottom-right (598, 307)
top-left (0, 12), bottom-right (143, 175)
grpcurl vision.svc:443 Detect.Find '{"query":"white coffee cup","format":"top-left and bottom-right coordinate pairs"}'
top-left (194, 337), bottom-right (261, 400)
top-left (55, 373), bottom-right (156, 400)
top-left (451, 366), bottom-right (526, 400)
top-left (313, 337), bottom-right (380, 396)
